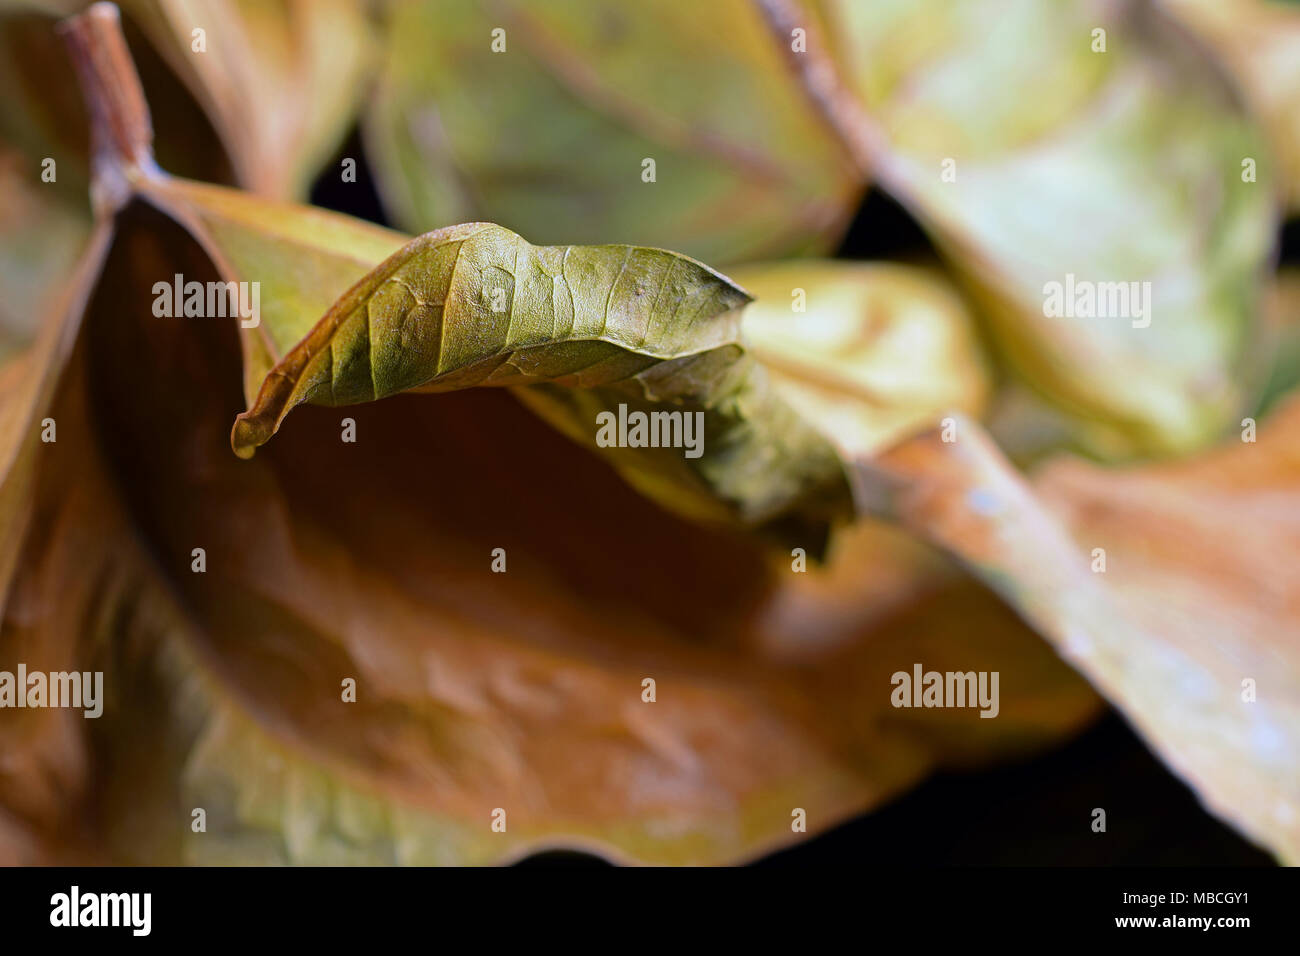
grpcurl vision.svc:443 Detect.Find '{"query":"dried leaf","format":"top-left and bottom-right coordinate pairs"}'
top-left (0, 340), bottom-right (167, 865)
top-left (0, 12), bottom-right (92, 346)
top-left (1033, 393), bottom-right (1300, 861)
top-left (1256, 269), bottom-right (1300, 414)
top-left (230, 223), bottom-right (752, 451)
top-left (32, 204), bottom-right (1094, 865)
top-left (0, 225), bottom-right (111, 618)
top-left (365, 0), bottom-right (861, 264)
top-left (2, 2), bottom-right (1105, 866)
top-left (225, 217), bottom-right (862, 528)
top-left (0, 151), bottom-right (88, 350)
top-left (137, 174), bottom-right (409, 404)
top-left (860, 402), bottom-right (1300, 862)
top-left (0, 6), bottom-right (230, 348)
top-left (122, 0), bottom-right (372, 197)
top-left (728, 259), bottom-right (991, 456)
top-left (217, 239), bottom-right (991, 533)
top-left (823, 0), bottom-right (1278, 458)
top-left (1163, 0), bottom-right (1300, 212)
top-left (168, 206), bottom-right (1001, 534)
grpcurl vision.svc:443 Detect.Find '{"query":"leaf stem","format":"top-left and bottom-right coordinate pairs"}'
top-left (751, 0), bottom-right (891, 184)
top-left (58, 1), bottom-right (158, 216)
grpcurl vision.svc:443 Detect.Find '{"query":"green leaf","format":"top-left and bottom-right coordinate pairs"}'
top-left (364, 0), bottom-right (861, 265)
top-left (147, 185), bottom-right (996, 534)
top-left (226, 219), bottom-right (856, 527)
top-left (824, 0), bottom-right (1279, 458)
top-left (129, 169), bottom-right (851, 532)
top-left (231, 222), bottom-right (751, 450)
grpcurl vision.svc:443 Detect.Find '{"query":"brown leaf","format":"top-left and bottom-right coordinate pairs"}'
top-left (1036, 394), bottom-right (1300, 861)
top-left (24, 203), bottom-right (1094, 864)
top-left (0, 225), bottom-right (111, 618)
top-left (0, 3), bottom-right (1102, 866)
top-left (121, 0), bottom-right (371, 198)
top-left (863, 403), bottom-right (1300, 861)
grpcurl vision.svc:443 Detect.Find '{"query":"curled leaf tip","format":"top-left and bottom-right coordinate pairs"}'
top-left (230, 415), bottom-right (264, 460)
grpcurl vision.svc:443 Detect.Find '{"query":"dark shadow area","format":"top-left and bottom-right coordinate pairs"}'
top-left (1280, 217), bottom-right (1299, 265)
top-left (511, 711), bottom-right (1273, 866)
top-left (756, 712), bottom-right (1273, 866)
top-left (835, 186), bottom-right (937, 261)
top-left (309, 126), bottom-right (391, 229)
top-left (514, 850), bottom-right (613, 868)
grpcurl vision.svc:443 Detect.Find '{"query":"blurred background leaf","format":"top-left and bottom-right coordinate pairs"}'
top-left (1035, 393), bottom-right (1300, 862)
top-left (1163, 0), bottom-right (1300, 213)
top-left (365, 0), bottom-right (863, 264)
top-left (0, 2), bottom-right (231, 347)
top-left (121, 0), bottom-right (372, 198)
top-left (821, 0), bottom-right (1279, 460)
top-left (729, 259), bottom-right (991, 456)
top-left (865, 401), bottom-right (1300, 862)
top-left (0, 11), bottom-right (92, 348)
top-left (1256, 268), bottom-right (1300, 413)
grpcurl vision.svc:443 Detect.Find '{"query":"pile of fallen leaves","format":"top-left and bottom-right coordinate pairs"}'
top-left (0, 0), bottom-right (1297, 865)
